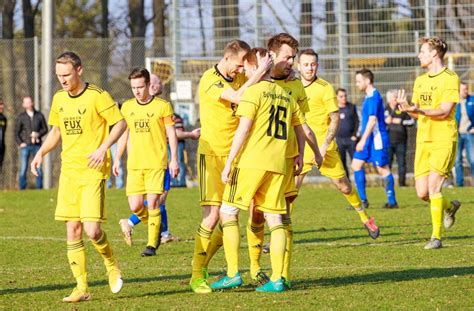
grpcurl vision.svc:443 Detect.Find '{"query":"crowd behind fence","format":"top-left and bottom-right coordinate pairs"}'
top-left (0, 0), bottom-right (473, 190)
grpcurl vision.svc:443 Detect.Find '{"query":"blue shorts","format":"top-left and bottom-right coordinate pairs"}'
top-left (163, 168), bottom-right (171, 191)
top-left (354, 139), bottom-right (389, 167)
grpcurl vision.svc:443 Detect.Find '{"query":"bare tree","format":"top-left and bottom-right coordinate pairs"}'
top-left (22, 0), bottom-right (41, 96)
top-left (1, 0), bottom-right (18, 189)
top-left (129, 0), bottom-right (153, 67)
top-left (100, 0), bottom-right (109, 89)
top-left (152, 0), bottom-right (166, 57)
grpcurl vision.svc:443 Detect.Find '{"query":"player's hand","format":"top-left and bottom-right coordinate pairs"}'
top-left (319, 144), bottom-right (328, 160)
top-left (221, 164), bottom-right (232, 184)
top-left (313, 151), bottom-right (323, 168)
top-left (20, 142), bottom-right (27, 148)
top-left (169, 159), bottom-right (179, 178)
top-left (356, 139), bottom-right (365, 152)
top-left (87, 146), bottom-right (107, 170)
top-left (191, 128), bottom-right (201, 140)
top-left (350, 135), bottom-right (357, 142)
top-left (396, 89), bottom-right (418, 113)
top-left (112, 160), bottom-right (121, 177)
top-left (257, 52), bottom-right (273, 73)
top-left (30, 152), bottom-right (43, 177)
top-left (293, 155), bottom-right (303, 176)
top-left (469, 128), bottom-right (474, 134)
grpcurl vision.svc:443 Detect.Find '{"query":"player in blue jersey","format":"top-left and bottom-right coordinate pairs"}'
top-left (351, 69), bottom-right (398, 210)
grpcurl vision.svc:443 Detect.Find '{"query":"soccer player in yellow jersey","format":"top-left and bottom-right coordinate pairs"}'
top-left (190, 40), bottom-right (271, 293)
top-left (30, 52), bottom-right (126, 302)
top-left (114, 68), bottom-right (179, 256)
top-left (397, 37), bottom-right (461, 249)
top-left (249, 33), bottom-right (321, 288)
top-left (211, 48), bottom-right (320, 293)
top-left (297, 49), bottom-right (380, 239)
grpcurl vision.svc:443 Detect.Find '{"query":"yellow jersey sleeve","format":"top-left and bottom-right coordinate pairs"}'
top-left (95, 91), bottom-right (123, 126)
top-left (441, 74), bottom-right (460, 104)
top-left (162, 100), bottom-right (175, 126)
top-left (290, 98), bottom-right (305, 127)
top-left (48, 92), bottom-right (61, 127)
top-left (324, 84), bottom-right (339, 114)
top-left (237, 88), bottom-right (259, 120)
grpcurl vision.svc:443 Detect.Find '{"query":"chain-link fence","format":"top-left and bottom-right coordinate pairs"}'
top-left (1, 0), bottom-right (473, 189)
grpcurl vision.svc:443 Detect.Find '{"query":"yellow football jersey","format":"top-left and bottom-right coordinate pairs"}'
top-left (236, 80), bottom-right (305, 174)
top-left (304, 77), bottom-right (339, 151)
top-left (411, 68), bottom-right (460, 142)
top-left (198, 65), bottom-right (246, 156)
top-left (272, 77), bottom-right (309, 158)
top-left (49, 83), bottom-right (123, 179)
top-left (121, 96), bottom-right (174, 169)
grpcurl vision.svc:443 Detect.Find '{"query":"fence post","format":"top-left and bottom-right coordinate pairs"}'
top-left (337, 0), bottom-right (349, 91)
top-left (34, 36), bottom-right (40, 111)
top-left (41, 0), bottom-right (54, 189)
top-left (255, 0), bottom-right (263, 47)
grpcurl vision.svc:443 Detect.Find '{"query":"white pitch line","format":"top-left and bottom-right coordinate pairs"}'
top-left (1, 235), bottom-right (473, 248)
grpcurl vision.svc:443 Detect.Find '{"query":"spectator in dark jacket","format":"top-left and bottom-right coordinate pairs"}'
top-left (455, 81), bottom-right (474, 186)
top-left (0, 99), bottom-right (7, 170)
top-left (335, 88), bottom-right (359, 176)
top-left (385, 90), bottom-right (415, 187)
top-left (15, 96), bottom-right (48, 189)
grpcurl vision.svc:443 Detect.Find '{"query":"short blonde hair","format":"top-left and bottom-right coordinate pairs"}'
top-left (420, 37), bottom-right (448, 59)
top-left (56, 51), bottom-right (82, 68)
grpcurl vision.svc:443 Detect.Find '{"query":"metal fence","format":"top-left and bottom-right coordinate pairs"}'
top-left (1, 0), bottom-right (473, 189)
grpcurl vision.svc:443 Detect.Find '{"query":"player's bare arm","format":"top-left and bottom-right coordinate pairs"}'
top-left (176, 127), bottom-right (200, 140)
top-left (297, 123), bottom-right (323, 168)
top-left (293, 124), bottom-right (305, 176)
top-left (88, 119), bottom-right (126, 169)
top-left (356, 116), bottom-right (376, 152)
top-left (221, 117), bottom-right (253, 184)
top-left (166, 124), bottom-right (180, 178)
top-left (321, 111), bottom-right (340, 158)
top-left (220, 54), bottom-right (273, 103)
top-left (30, 126), bottom-right (61, 176)
top-left (113, 128), bottom-right (129, 177)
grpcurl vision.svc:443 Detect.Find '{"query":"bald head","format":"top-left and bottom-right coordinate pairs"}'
top-left (149, 74), bottom-right (163, 96)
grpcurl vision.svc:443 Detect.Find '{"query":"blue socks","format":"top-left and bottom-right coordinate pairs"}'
top-left (128, 214), bottom-right (141, 226)
top-left (160, 204), bottom-right (169, 234)
top-left (354, 169), bottom-right (367, 201)
top-left (384, 174), bottom-right (397, 205)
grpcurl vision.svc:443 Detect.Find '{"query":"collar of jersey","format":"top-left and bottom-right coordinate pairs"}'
top-left (303, 76), bottom-right (318, 88)
top-left (68, 82), bottom-right (89, 99)
top-left (428, 67), bottom-right (447, 78)
top-left (214, 65), bottom-right (233, 82)
top-left (136, 95), bottom-right (154, 106)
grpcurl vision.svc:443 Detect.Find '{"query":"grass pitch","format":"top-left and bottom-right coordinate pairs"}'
top-left (0, 186), bottom-right (473, 309)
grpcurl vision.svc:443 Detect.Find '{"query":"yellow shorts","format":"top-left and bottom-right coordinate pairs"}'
top-left (414, 141), bottom-right (457, 179)
top-left (283, 158), bottom-right (298, 200)
top-left (302, 149), bottom-right (346, 179)
top-left (198, 153), bottom-right (227, 206)
top-left (55, 174), bottom-right (106, 222)
top-left (126, 169), bottom-right (165, 196)
top-left (222, 167), bottom-right (286, 214)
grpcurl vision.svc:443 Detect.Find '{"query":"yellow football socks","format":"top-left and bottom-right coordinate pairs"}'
top-left (269, 224), bottom-right (286, 282)
top-left (147, 209), bottom-right (161, 248)
top-left (191, 224), bottom-right (213, 280)
top-left (91, 231), bottom-right (117, 272)
top-left (203, 222), bottom-right (223, 267)
top-left (345, 187), bottom-right (369, 223)
top-left (135, 206), bottom-right (149, 223)
top-left (246, 219), bottom-right (265, 278)
top-left (67, 240), bottom-right (88, 292)
top-left (222, 220), bottom-right (240, 277)
top-left (430, 193), bottom-right (444, 240)
top-left (282, 218), bottom-right (293, 281)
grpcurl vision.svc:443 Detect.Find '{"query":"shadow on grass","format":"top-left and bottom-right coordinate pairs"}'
top-left (294, 266), bottom-right (474, 289)
top-left (293, 223), bottom-right (431, 236)
top-left (294, 232), bottom-right (401, 244)
top-left (0, 273), bottom-right (190, 296)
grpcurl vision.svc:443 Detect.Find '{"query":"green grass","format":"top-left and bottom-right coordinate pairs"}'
top-left (1, 186), bottom-right (473, 310)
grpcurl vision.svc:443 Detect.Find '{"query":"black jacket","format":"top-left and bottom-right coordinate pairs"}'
top-left (15, 110), bottom-right (48, 146)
